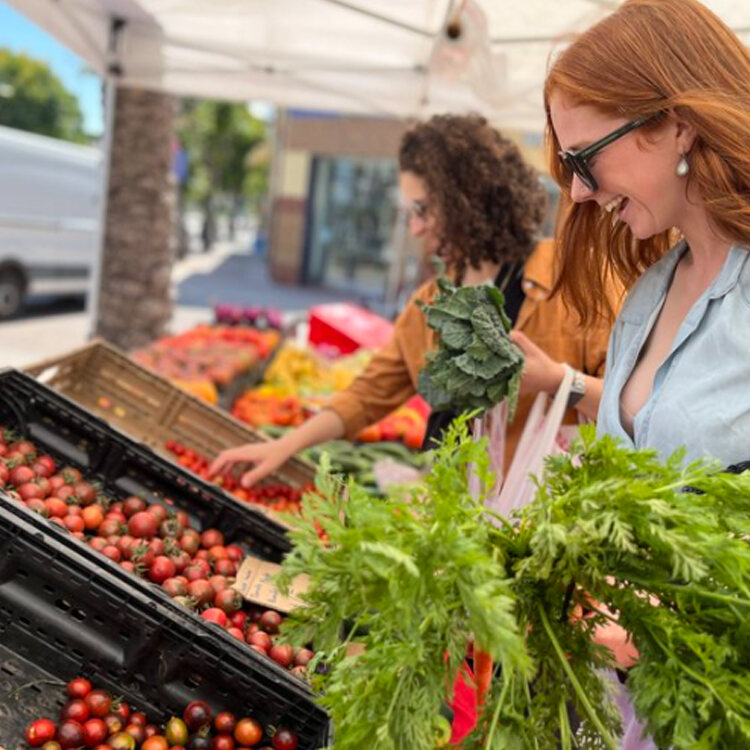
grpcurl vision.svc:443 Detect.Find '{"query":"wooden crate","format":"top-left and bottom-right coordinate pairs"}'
top-left (24, 340), bottom-right (316, 489)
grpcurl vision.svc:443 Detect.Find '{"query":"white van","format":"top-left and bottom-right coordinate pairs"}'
top-left (0, 124), bottom-right (101, 318)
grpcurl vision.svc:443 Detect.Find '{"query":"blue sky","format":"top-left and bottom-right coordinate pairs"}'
top-left (0, 1), bottom-right (103, 135)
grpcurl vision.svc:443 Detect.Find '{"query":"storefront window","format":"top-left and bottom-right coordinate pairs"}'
top-left (303, 155), bottom-right (399, 296)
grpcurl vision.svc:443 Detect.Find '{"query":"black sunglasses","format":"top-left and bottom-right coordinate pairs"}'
top-left (558, 114), bottom-right (658, 192)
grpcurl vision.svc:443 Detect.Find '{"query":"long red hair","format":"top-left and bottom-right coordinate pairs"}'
top-left (545, 0), bottom-right (750, 323)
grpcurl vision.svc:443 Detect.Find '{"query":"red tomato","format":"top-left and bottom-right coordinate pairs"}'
top-left (229, 611), bottom-right (248, 630)
top-left (83, 718), bottom-right (108, 746)
top-left (25, 718), bottom-right (57, 747)
top-left (84, 689), bottom-right (112, 717)
top-left (61, 698), bottom-right (90, 723)
top-left (234, 718), bottom-right (263, 746)
top-left (201, 529), bottom-right (224, 549)
top-left (148, 504), bottom-right (168, 523)
top-left (272, 728), bottom-right (299, 750)
top-left (64, 515), bottom-right (85, 533)
top-left (45, 497), bottom-right (69, 518)
top-left (269, 643), bottom-right (294, 668)
top-left (187, 579), bottom-right (215, 606)
top-left (142, 737), bottom-right (169, 750)
top-left (215, 712), bottom-right (237, 733)
top-left (214, 588), bottom-right (242, 615)
top-left (214, 559), bottom-right (236, 577)
top-left (149, 555), bottom-right (177, 583)
top-left (183, 700), bottom-right (212, 731)
top-left (201, 607), bottom-right (228, 627)
top-left (58, 720), bottom-right (86, 749)
top-left (112, 699), bottom-right (131, 722)
top-left (101, 545), bottom-right (122, 562)
top-left (128, 511), bottom-right (158, 539)
top-left (67, 676), bottom-right (93, 699)
top-left (122, 496), bottom-right (147, 517)
top-left (212, 736), bottom-right (235, 750)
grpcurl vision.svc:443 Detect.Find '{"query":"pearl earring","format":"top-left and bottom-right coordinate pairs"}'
top-left (676, 154), bottom-right (690, 177)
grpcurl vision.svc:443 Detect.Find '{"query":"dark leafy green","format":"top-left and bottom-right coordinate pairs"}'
top-left (417, 278), bottom-right (524, 415)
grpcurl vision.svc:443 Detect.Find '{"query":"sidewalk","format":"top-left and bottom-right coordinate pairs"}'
top-left (0, 236), bottom-right (361, 369)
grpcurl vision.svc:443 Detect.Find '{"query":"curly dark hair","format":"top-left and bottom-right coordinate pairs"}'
top-left (398, 114), bottom-right (547, 280)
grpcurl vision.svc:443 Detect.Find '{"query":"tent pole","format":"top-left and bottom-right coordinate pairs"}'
top-left (86, 17), bottom-right (124, 338)
top-left (86, 77), bottom-right (116, 338)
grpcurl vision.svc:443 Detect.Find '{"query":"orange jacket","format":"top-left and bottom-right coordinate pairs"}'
top-left (327, 239), bottom-right (621, 464)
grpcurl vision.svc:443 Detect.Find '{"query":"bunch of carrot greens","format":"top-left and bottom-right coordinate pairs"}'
top-left (278, 420), bottom-right (750, 750)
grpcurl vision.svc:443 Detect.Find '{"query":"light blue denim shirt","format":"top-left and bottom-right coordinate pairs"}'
top-left (598, 239), bottom-right (750, 467)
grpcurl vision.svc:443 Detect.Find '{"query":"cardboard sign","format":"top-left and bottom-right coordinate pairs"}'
top-left (232, 556), bottom-right (309, 613)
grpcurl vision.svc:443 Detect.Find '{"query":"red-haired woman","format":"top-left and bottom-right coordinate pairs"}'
top-left (545, 0), bottom-right (750, 468)
top-left (542, 0), bottom-right (750, 746)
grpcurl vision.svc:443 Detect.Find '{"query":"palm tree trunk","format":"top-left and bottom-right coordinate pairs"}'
top-left (94, 86), bottom-right (176, 350)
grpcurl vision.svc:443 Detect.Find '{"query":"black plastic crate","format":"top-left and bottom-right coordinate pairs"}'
top-left (0, 368), bottom-right (291, 560)
top-left (0, 499), bottom-right (330, 749)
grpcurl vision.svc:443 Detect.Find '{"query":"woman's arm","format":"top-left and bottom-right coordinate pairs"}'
top-left (209, 409), bottom-right (345, 487)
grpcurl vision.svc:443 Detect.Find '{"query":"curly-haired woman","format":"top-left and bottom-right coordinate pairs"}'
top-left (211, 114), bottom-right (620, 486)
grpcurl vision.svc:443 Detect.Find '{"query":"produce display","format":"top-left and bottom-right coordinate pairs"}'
top-left (278, 418), bottom-right (750, 750)
top-left (165, 439), bottom-right (307, 513)
top-left (299, 438), bottom-right (430, 493)
top-left (214, 303), bottom-right (284, 331)
top-left (132, 325), bottom-right (281, 404)
top-left (418, 278), bottom-right (524, 414)
top-left (232, 341), bottom-right (428, 449)
top-left (0, 426), bottom-right (313, 676)
top-left (20, 677), bottom-right (299, 750)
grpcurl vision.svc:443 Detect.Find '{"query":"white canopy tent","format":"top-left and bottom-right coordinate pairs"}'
top-left (7, 0), bottom-right (750, 337)
top-left (9, 0), bottom-right (750, 133)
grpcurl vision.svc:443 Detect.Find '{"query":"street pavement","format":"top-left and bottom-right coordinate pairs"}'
top-left (0, 237), bottom-right (360, 369)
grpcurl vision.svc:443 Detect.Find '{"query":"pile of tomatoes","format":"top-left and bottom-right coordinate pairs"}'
top-left (0, 427), bottom-right (314, 675)
top-left (164, 440), bottom-right (306, 514)
top-left (23, 677), bottom-right (299, 750)
top-left (132, 326), bottom-right (281, 388)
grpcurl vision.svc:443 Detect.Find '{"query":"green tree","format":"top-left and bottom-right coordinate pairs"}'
top-left (176, 98), bottom-right (268, 249)
top-left (0, 48), bottom-right (87, 142)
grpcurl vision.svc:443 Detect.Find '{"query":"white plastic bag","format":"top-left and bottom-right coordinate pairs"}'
top-left (486, 365), bottom-right (577, 516)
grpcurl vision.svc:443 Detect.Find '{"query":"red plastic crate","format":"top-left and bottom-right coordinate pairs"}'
top-left (308, 303), bottom-right (393, 355)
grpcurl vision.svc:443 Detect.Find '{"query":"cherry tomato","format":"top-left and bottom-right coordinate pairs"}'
top-left (61, 698), bottom-right (90, 723)
top-left (201, 607), bottom-right (228, 627)
top-left (104, 713), bottom-right (124, 734)
top-left (112, 699), bottom-right (131, 722)
top-left (215, 712), bottom-right (237, 733)
top-left (83, 718), bottom-right (108, 746)
top-left (58, 720), bottom-right (86, 750)
top-left (142, 736), bottom-right (169, 750)
top-left (183, 700), bottom-right (212, 731)
top-left (165, 717), bottom-right (189, 746)
top-left (25, 718), bottom-right (57, 747)
top-left (84, 688), bottom-right (112, 717)
top-left (214, 589), bottom-right (242, 615)
top-left (272, 728), bottom-right (298, 750)
top-left (234, 718), bottom-right (263, 746)
top-left (211, 736), bottom-right (234, 750)
top-left (258, 610), bottom-right (282, 634)
top-left (125, 724), bottom-right (146, 744)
